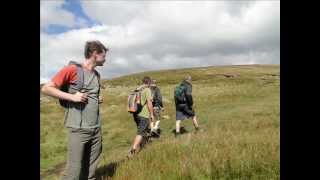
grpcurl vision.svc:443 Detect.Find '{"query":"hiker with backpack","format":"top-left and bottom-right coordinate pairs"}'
top-left (174, 75), bottom-right (200, 137)
top-left (41, 40), bottom-right (108, 180)
top-left (127, 76), bottom-right (154, 157)
top-left (150, 79), bottom-right (164, 137)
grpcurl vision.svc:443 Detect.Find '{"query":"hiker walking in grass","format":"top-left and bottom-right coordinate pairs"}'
top-left (128, 76), bottom-right (154, 157)
top-left (174, 75), bottom-right (200, 137)
top-left (150, 79), bottom-right (164, 137)
top-left (41, 40), bottom-right (108, 180)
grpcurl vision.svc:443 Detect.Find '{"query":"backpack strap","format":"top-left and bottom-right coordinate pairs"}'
top-left (93, 69), bottom-right (101, 94)
top-left (93, 70), bottom-right (100, 86)
top-left (136, 85), bottom-right (146, 91)
top-left (59, 61), bottom-right (84, 108)
top-left (67, 61), bottom-right (84, 93)
top-left (74, 64), bottom-right (84, 90)
top-left (134, 85), bottom-right (147, 106)
top-left (141, 87), bottom-right (150, 106)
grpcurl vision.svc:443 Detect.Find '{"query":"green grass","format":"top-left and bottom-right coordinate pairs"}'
top-left (40, 64), bottom-right (279, 180)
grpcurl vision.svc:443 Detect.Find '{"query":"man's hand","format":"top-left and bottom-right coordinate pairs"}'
top-left (41, 82), bottom-right (87, 103)
top-left (150, 115), bottom-right (155, 122)
top-left (72, 92), bottom-right (88, 103)
top-left (98, 95), bottom-right (103, 104)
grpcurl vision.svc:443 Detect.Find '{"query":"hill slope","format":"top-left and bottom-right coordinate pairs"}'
top-left (40, 64), bottom-right (280, 179)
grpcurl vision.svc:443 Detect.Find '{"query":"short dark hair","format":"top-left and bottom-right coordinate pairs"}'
top-left (84, 40), bottom-right (108, 59)
top-left (142, 76), bottom-right (152, 85)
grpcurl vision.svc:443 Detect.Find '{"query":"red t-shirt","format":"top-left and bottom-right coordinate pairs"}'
top-left (51, 65), bottom-right (78, 88)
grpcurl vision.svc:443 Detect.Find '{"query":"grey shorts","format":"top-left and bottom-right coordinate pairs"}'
top-left (176, 105), bottom-right (195, 121)
top-left (133, 114), bottom-right (150, 137)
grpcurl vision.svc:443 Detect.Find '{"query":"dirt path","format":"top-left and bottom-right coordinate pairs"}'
top-left (40, 162), bottom-right (66, 179)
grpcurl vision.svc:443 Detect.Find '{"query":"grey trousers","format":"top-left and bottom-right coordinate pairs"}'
top-left (62, 127), bottom-right (102, 180)
top-left (153, 106), bottom-right (161, 121)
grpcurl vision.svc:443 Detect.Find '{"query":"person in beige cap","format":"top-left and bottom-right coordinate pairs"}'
top-left (174, 75), bottom-right (200, 137)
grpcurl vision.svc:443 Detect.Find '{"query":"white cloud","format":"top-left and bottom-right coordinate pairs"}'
top-left (41, 1), bottom-right (280, 83)
top-left (81, 1), bottom-right (146, 25)
top-left (40, 77), bottom-right (50, 84)
top-left (40, 0), bottom-right (92, 32)
top-left (40, 0), bottom-right (77, 30)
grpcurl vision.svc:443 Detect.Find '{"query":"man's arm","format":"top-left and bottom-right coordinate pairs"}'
top-left (41, 81), bottom-right (88, 103)
top-left (185, 85), bottom-right (193, 107)
top-left (146, 89), bottom-right (154, 122)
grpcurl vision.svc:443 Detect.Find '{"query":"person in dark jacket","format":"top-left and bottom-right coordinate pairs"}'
top-left (174, 75), bottom-right (200, 137)
top-left (150, 79), bottom-right (164, 137)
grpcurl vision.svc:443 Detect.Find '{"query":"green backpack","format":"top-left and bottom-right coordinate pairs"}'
top-left (174, 83), bottom-right (186, 103)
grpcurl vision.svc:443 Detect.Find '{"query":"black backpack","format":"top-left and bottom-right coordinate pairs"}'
top-left (59, 61), bottom-right (100, 108)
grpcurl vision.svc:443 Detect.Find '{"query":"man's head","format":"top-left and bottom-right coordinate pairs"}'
top-left (151, 79), bottom-right (157, 87)
top-left (184, 75), bottom-right (192, 83)
top-left (142, 76), bottom-right (152, 86)
top-left (84, 40), bottom-right (108, 66)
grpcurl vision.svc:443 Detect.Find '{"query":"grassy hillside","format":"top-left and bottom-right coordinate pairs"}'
top-left (40, 64), bottom-right (280, 180)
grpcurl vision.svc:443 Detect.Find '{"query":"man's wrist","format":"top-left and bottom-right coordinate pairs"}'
top-left (66, 93), bottom-right (75, 102)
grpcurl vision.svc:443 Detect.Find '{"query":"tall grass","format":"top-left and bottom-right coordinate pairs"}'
top-left (40, 64), bottom-right (279, 180)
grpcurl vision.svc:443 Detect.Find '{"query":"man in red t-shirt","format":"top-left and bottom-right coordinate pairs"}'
top-left (42, 40), bottom-right (108, 180)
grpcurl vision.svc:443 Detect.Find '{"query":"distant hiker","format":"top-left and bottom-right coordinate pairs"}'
top-left (174, 75), bottom-right (200, 137)
top-left (128, 76), bottom-right (154, 157)
top-left (41, 40), bottom-right (108, 180)
top-left (150, 79), bottom-right (164, 137)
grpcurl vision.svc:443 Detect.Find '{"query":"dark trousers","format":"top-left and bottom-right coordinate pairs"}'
top-left (133, 114), bottom-right (150, 137)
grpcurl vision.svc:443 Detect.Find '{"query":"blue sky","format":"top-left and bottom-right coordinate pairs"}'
top-left (42, 0), bottom-right (100, 34)
top-left (40, 1), bottom-right (280, 84)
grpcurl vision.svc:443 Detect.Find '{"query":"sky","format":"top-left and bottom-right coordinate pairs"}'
top-left (40, 0), bottom-right (280, 84)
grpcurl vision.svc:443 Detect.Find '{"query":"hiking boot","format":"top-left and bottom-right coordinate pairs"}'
top-left (151, 129), bottom-right (160, 137)
top-left (180, 126), bottom-right (188, 134)
top-left (194, 127), bottom-right (203, 134)
top-left (141, 137), bottom-right (151, 148)
top-left (174, 131), bottom-right (181, 138)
